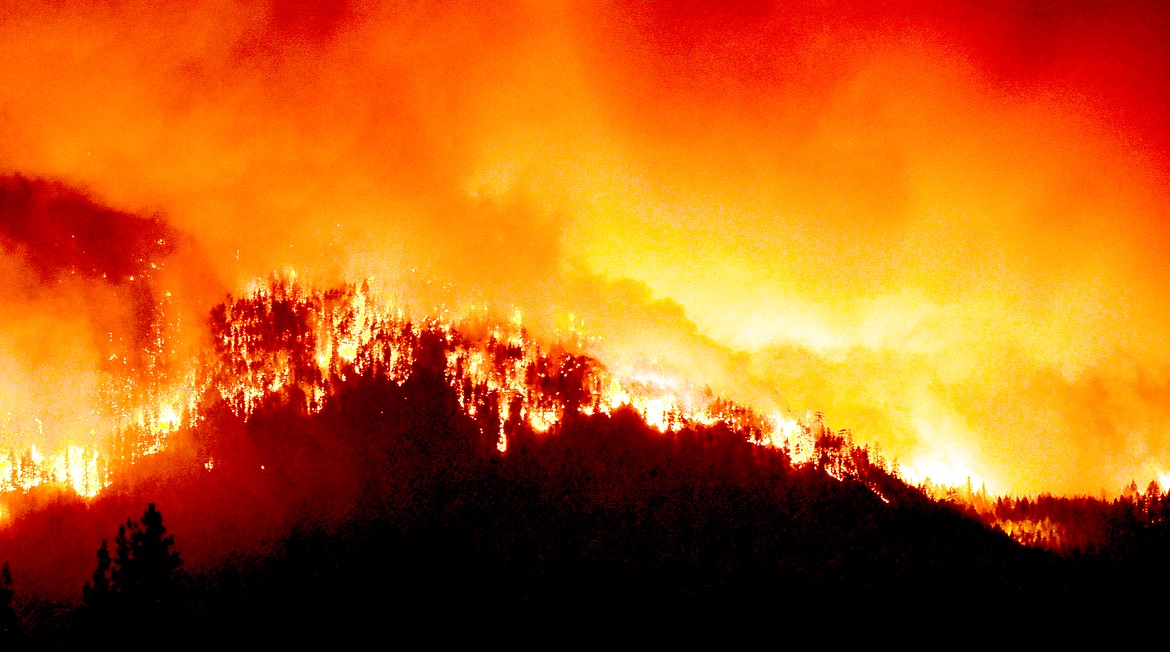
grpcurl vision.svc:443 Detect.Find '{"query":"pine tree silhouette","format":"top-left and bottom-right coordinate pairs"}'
top-left (129, 503), bottom-right (182, 606)
top-left (0, 562), bottom-right (17, 642)
top-left (84, 504), bottom-right (183, 618)
top-left (82, 540), bottom-right (112, 610)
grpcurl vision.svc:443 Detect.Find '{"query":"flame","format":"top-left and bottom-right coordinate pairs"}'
top-left (0, 274), bottom-right (903, 509)
top-left (902, 453), bottom-right (987, 495)
top-left (7, 269), bottom-right (1170, 560)
top-left (1157, 470), bottom-right (1170, 493)
top-left (1, 2), bottom-right (1169, 503)
top-left (0, 442), bottom-right (103, 498)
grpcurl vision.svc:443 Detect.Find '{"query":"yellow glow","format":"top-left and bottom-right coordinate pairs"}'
top-left (0, 2), bottom-right (1169, 500)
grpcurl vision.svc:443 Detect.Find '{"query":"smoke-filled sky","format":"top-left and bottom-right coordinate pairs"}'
top-left (1, 0), bottom-right (1169, 495)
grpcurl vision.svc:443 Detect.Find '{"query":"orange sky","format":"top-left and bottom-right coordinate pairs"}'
top-left (1, 0), bottom-right (1169, 495)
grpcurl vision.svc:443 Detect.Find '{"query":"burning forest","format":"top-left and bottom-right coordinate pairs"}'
top-left (0, 270), bottom-right (1163, 644)
top-left (1, 0), bottom-right (1170, 645)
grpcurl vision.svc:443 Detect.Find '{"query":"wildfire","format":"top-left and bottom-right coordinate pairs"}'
top-left (8, 271), bottom-right (1160, 554)
top-left (0, 443), bottom-right (103, 498)
top-left (0, 273), bottom-right (906, 510)
top-left (0, 0), bottom-right (1167, 562)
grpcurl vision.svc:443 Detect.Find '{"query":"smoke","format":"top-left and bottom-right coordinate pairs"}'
top-left (0, 176), bottom-right (176, 454)
top-left (0, 1), bottom-right (1168, 494)
top-left (0, 175), bottom-right (173, 282)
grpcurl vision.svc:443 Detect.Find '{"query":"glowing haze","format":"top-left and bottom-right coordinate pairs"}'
top-left (1, 0), bottom-right (1169, 496)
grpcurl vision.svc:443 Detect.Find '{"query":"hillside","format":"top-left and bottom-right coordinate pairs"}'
top-left (0, 278), bottom-right (1147, 645)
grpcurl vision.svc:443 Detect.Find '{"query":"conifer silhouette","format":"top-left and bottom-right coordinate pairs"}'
top-left (0, 562), bottom-right (17, 642)
top-left (84, 504), bottom-right (183, 615)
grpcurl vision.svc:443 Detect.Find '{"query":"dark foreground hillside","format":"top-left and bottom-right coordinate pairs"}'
top-left (0, 377), bottom-right (1083, 645)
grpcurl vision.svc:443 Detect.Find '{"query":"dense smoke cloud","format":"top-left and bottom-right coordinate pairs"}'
top-left (0, 175), bottom-right (174, 284)
top-left (0, 1), bottom-right (1168, 494)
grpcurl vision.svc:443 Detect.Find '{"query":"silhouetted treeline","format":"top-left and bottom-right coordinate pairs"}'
top-left (936, 479), bottom-right (1170, 553)
top-left (9, 374), bottom-right (1068, 645)
top-left (74, 503), bottom-right (184, 643)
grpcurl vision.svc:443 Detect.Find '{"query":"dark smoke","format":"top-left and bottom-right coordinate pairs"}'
top-left (0, 175), bottom-right (175, 284)
top-left (0, 174), bottom-right (193, 359)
